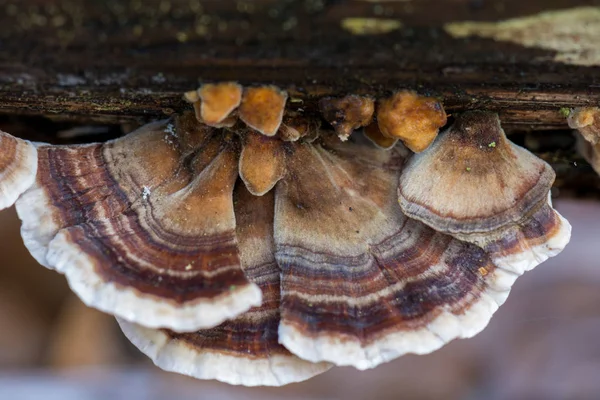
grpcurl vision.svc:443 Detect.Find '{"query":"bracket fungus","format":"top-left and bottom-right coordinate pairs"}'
top-left (0, 84), bottom-right (571, 386)
top-left (119, 187), bottom-right (332, 386)
top-left (399, 111), bottom-right (571, 274)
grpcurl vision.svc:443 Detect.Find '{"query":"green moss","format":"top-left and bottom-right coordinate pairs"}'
top-left (559, 107), bottom-right (572, 118)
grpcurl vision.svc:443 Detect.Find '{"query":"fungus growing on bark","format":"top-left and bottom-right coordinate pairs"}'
top-left (0, 84), bottom-right (571, 387)
top-left (398, 111), bottom-right (571, 274)
top-left (239, 86), bottom-right (288, 136)
top-left (0, 130), bottom-right (37, 210)
top-left (184, 82), bottom-right (242, 128)
top-left (197, 82), bottom-right (243, 127)
top-left (567, 107), bottom-right (600, 144)
top-left (278, 113), bottom-right (316, 142)
top-left (377, 91), bottom-right (447, 153)
top-left (319, 95), bottom-right (375, 141)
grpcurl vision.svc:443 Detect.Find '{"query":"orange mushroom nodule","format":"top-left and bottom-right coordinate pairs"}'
top-left (377, 91), bottom-right (447, 153)
top-left (319, 94), bottom-right (375, 141)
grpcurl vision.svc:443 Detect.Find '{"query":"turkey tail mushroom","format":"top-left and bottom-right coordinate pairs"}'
top-left (119, 186), bottom-right (331, 386)
top-left (398, 111), bottom-right (571, 274)
top-left (0, 82), bottom-right (573, 387)
top-left (274, 135), bottom-right (516, 370)
top-left (14, 114), bottom-right (261, 332)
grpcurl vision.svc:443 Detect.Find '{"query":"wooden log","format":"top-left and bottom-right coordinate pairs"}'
top-left (0, 0), bottom-right (598, 130)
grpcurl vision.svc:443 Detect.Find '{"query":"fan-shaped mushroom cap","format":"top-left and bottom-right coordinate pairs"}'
top-left (239, 130), bottom-right (287, 196)
top-left (119, 187), bottom-right (331, 386)
top-left (0, 130), bottom-right (37, 210)
top-left (274, 134), bottom-right (515, 370)
top-left (377, 91), bottom-right (447, 153)
top-left (398, 111), bottom-right (571, 273)
top-left (15, 114), bottom-right (261, 332)
top-left (239, 86), bottom-right (288, 136)
top-left (197, 82), bottom-right (243, 126)
top-left (319, 95), bottom-right (375, 141)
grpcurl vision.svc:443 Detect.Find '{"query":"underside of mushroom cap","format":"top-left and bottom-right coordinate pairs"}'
top-left (15, 115), bottom-right (261, 332)
top-left (273, 134), bottom-right (515, 370)
top-left (0, 130), bottom-right (37, 210)
top-left (119, 187), bottom-right (331, 386)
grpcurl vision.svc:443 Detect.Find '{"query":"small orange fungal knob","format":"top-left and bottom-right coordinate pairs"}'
top-left (377, 91), bottom-right (447, 153)
top-left (239, 86), bottom-right (288, 136)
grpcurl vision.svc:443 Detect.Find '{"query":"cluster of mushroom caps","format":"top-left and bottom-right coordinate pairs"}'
top-left (0, 82), bottom-right (570, 386)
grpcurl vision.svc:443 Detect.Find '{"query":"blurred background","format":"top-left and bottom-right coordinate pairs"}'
top-left (1, 199), bottom-right (599, 400)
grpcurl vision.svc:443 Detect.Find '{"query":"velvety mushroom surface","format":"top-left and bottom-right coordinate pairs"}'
top-left (398, 111), bottom-right (571, 274)
top-left (0, 83), bottom-right (571, 387)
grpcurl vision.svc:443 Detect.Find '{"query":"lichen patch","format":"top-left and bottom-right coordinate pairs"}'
top-left (340, 17), bottom-right (402, 35)
top-left (445, 7), bottom-right (600, 66)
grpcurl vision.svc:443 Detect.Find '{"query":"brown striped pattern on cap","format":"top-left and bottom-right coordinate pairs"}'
top-left (3, 91), bottom-right (571, 384)
top-left (0, 130), bottom-right (37, 210)
top-left (398, 111), bottom-right (571, 275)
top-left (399, 111), bottom-right (556, 242)
top-left (119, 186), bottom-right (331, 386)
top-left (483, 198), bottom-right (571, 274)
top-left (15, 116), bottom-right (261, 332)
top-left (274, 136), bottom-right (505, 369)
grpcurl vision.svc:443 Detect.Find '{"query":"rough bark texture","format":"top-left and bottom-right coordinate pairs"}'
top-left (0, 0), bottom-right (599, 195)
